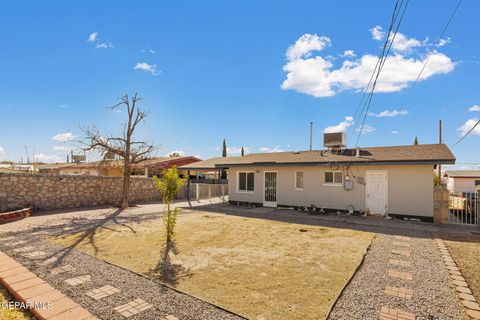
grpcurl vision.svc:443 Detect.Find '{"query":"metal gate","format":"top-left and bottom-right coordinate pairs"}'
top-left (263, 172), bottom-right (277, 207)
top-left (448, 192), bottom-right (479, 226)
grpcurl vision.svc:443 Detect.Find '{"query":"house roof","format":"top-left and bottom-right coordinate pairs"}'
top-left (445, 170), bottom-right (480, 178)
top-left (180, 144), bottom-right (455, 169)
top-left (49, 156), bottom-right (201, 171)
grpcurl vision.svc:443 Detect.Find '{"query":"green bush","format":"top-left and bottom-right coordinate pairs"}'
top-left (152, 167), bottom-right (187, 242)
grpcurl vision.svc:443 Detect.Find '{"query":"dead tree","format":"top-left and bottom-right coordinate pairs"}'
top-left (82, 94), bottom-right (157, 208)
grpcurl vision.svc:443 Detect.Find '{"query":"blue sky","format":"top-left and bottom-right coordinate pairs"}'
top-left (0, 1), bottom-right (479, 168)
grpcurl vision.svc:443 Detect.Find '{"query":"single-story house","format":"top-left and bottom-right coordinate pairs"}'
top-left (39, 156), bottom-right (201, 177)
top-left (180, 143), bottom-right (455, 221)
top-left (445, 170), bottom-right (480, 193)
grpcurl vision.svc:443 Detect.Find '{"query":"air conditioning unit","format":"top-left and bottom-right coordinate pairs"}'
top-left (324, 132), bottom-right (346, 149)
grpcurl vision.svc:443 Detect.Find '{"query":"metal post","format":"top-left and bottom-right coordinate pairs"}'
top-left (309, 122), bottom-right (313, 151)
top-left (438, 119), bottom-right (442, 179)
top-left (187, 170), bottom-right (191, 201)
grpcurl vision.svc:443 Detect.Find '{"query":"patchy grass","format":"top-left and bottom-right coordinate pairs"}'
top-left (50, 211), bottom-right (374, 320)
top-left (443, 232), bottom-right (480, 302)
top-left (0, 284), bottom-right (33, 320)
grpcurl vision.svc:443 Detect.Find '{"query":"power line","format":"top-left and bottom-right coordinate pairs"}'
top-left (451, 119), bottom-right (480, 148)
top-left (353, 0), bottom-right (410, 148)
top-left (397, 0), bottom-right (463, 110)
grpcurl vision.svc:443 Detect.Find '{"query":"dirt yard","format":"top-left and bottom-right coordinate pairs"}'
top-left (442, 232), bottom-right (480, 303)
top-left (50, 211), bottom-right (374, 320)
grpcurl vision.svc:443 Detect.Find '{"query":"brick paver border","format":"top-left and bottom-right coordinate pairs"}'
top-left (0, 250), bottom-right (98, 320)
top-left (433, 234), bottom-right (480, 320)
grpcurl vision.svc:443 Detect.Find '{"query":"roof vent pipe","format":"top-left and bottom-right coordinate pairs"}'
top-left (355, 147), bottom-right (360, 158)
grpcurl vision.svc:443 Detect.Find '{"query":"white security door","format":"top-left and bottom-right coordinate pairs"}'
top-left (264, 172), bottom-right (277, 207)
top-left (366, 171), bottom-right (388, 216)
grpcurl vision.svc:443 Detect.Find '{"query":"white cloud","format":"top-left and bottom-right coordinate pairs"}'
top-left (167, 150), bottom-right (185, 157)
top-left (356, 124), bottom-right (376, 134)
top-left (281, 32), bottom-right (454, 98)
top-left (51, 132), bottom-right (76, 142)
top-left (53, 145), bottom-right (71, 152)
top-left (391, 130), bottom-right (399, 134)
top-left (0, 146), bottom-right (5, 159)
top-left (286, 34), bottom-right (331, 61)
top-left (34, 153), bottom-right (63, 163)
top-left (324, 116), bottom-right (354, 133)
top-left (469, 105), bottom-right (480, 112)
top-left (370, 25), bottom-right (385, 41)
top-left (457, 118), bottom-right (480, 136)
top-left (368, 109), bottom-right (409, 117)
top-left (341, 50), bottom-right (356, 58)
top-left (141, 48), bottom-right (155, 54)
top-left (133, 62), bottom-right (159, 76)
top-left (95, 42), bottom-right (114, 49)
top-left (389, 33), bottom-right (422, 53)
top-left (437, 37), bottom-right (451, 48)
top-left (87, 32), bottom-right (98, 42)
top-left (258, 146), bottom-right (285, 153)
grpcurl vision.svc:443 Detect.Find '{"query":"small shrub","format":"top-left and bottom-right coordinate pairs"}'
top-left (152, 167), bottom-right (187, 242)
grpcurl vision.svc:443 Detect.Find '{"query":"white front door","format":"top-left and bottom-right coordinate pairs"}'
top-left (264, 172), bottom-right (277, 207)
top-left (366, 170), bottom-right (388, 216)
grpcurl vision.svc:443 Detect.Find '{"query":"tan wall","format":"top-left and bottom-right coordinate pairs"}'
top-left (447, 177), bottom-right (479, 193)
top-left (229, 164), bottom-right (434, 217)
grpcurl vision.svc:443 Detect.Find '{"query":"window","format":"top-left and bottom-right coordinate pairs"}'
top-left (475, 180), bottom-right (480, 186)
top-left (325, 171), bottom-right (343, 185)
top-left (295, 172), bottom-right (304, 189)
top-left (238, 172), bottom-right (254, 191)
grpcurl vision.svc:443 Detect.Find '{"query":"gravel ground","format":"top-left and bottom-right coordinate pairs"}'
top-left (0, 203), bottom-right (472, 320)
top-left (0, 227), bottom-right (243, 320)
top-left (328, 230), bottom-right (467, 320)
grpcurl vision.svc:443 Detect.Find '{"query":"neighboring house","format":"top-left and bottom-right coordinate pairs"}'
top-left (39, 156), bottom-right (201, 177)
top-left (181, 143), bottom-right (455, 221)
top-left (445, 170), bottom-right (480, 193)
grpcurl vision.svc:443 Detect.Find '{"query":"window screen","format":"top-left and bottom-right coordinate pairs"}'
top-left (295, 172), bottom-right (304, 189)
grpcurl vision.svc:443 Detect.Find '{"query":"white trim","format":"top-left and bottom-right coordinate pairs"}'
top-left (236, 171), bottom-right (255, 193)
top-left (365, 170), bottom-right (388, 217)
top-left (263, 171), bottom-right (278, 207)
top-left (294, 171), bottom-right (304, 190)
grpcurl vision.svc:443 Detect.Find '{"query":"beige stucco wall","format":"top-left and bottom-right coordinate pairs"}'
top-left (447, 177), bottom-right (480, 193)
top-left (228, 164), bottom-right (434, 217)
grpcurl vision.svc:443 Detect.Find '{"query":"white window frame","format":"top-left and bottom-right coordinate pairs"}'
top-left (294, 171), bottom-right (304, 190)
top-left (237, 171), bottom-right (255, 193)
top-left (324, 171), bottom-right (343, 186)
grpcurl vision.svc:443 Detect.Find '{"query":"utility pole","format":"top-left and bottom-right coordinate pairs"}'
top-left (309, 122), bottom-right (313, 151)
top-left (438, 119), bottom-right (442, 179)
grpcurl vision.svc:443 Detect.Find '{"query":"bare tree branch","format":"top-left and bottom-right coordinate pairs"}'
top-left (80, 94), bottom-right (158, 208)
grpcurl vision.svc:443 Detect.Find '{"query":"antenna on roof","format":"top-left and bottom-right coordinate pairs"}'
top-left (309, 122), bottom-right (313, 151)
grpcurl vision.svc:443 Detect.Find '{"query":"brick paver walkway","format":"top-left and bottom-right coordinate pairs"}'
top-left (0, 250), bottom-right (98, 320)
top-left (113, 298), bottom-right (153, 318)
top-left (85, 285), bottom-right (121, 300)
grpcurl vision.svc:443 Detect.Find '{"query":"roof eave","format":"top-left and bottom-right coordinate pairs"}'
top-left (213, 159), bottom-right (456, 168)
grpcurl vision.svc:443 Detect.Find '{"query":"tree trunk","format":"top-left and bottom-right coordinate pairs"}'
top-left (121, 158), bottom-right (130, 208)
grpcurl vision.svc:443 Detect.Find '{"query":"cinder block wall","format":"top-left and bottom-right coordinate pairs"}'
top-left (0, 173), bottom-right (162, 211)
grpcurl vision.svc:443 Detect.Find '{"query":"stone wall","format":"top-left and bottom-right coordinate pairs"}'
top-left (0, 172), bottom-right (162, 211)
